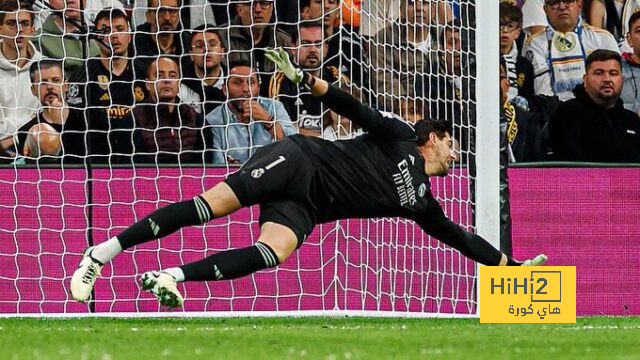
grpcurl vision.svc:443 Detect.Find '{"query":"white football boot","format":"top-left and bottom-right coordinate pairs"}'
top-left (140, 271), bottom-right (184, 308)
top-left (70, 247), bottom-right (103, 302)
top-left (522, 254), bottom-right (548, 266)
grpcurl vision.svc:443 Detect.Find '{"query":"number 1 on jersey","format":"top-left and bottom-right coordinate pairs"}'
top-left (265, 156), bottom-right (286, 170)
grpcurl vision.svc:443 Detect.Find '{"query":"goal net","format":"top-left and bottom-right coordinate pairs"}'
top-left (0, 0), bottom-right (496, 317)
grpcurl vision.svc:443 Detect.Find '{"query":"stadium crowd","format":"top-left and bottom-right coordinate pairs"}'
top-left (0, 0), bottom-right (638, 165)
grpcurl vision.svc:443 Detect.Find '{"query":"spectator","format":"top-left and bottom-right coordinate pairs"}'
top-left (523, 0), bottom-right (619, 101)
top-left (182, 25), bottom-right (226, 115)
top-left (369, 0), bottom-right (438, 111)
top-left (268, 21), bottom-right (348, 136)
top-left (20, 123), bottom-right (61, 160)
top-left (206, 61), bottom-right (296, 164)
top-left (549, 50), bottom-right (640, 162)
top-left (133, 0), bottom-right (190, 70)
top-left (32, 0), bottom-right (125, 31)
top-left (208, 0), bottom-right (301, 28)
top-left (220, 0), bottom-right (292, 95)
top-left (618, 0), bottom-right (640, 50)
top-left (359, 0), bottom-right (401, 38)
top-left (0, 0), bottom-right (41, 156)
top-left (131, 56), bottom-right (207, 164)
top-left (132, 0), bottom-right (215, 30)
top-left (500, 61), bottom-right (544, 162)
top-left (399, 94), bottom-right (424, 124)
top-left (500, 2), bottom-right (535, 100)
top-left (416, 20), bottom-right (475, 156)
top-left (67, 7), bottom-right (147, 161)
top-left (14, 59), bottom-right (86, 161)
top-left (521, 0), bottom-right (547, 34)
top-left (589, 0), bottom-right (625, 41)
top-left (32, 0), bottom-right (100, 74)
top-left (621, 11), bottom-right (640, 114)
top-left (300, 0), bottom-right (368, 89)
top-left (359, 0), bottom-right (452, 38)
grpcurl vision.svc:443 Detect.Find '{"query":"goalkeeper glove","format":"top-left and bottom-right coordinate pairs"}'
top-left (522, 254), bottom-right (548, 266)
top-left (265, 48), bottom-right (304, 84)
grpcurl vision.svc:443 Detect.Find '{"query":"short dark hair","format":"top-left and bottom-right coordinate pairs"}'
top-left (291, 20), bottom-right (324, 44)
top-left (190, 24), bottom-right (225, 49)
top-left (499, 2), bottom-right (523, 26)
top-left (226, 59), bottom-right (257, 83)
top-left (414, 119), bottom-right (453, 146)
top-left (29, 59), bottom-right (64, 83)
top-left (629, 10), bottom-right (640, 33)
top-left (228, 59), bottom-right (255, 72)
top-left (93, 7), bottom-right (130, 28)
top-left (0, 0), bottom-right (34, 24)
top-left (147, 0), bottom-right (182, 8)
top-left (585, 49), bottom-right (622, 71)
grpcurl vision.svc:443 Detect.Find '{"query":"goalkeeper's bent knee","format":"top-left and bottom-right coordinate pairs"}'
top-left (117, 195), bottom-right (214, 249)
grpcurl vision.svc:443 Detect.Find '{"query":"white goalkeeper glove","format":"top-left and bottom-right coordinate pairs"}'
top-left (522, 254), bottom-right (548, 266)
top-left (265, 48), bottom-right (304, 84)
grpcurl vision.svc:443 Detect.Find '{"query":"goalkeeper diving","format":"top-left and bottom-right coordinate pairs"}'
top-left (71, 48), bottom-right (547, 307)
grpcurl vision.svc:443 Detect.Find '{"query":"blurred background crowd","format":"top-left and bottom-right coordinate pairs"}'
top-left (0, 0), bottom-right (637, 165)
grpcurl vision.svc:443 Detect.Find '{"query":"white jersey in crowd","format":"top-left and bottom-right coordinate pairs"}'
top-left (521, 0), bottom-right (547, 32)
top-left (322, 126), bottom-right (365, 142)
top-left (523, 22), bottom-right (620, 101)
top-left (0, 42), bottom-right (41, 141)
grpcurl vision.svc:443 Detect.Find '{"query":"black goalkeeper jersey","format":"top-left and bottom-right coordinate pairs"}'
top-left (227, 85), bottom-right (503, 266)
top-left (290, 86), bottom-right (500, 265)
top-left (287, 98), bottom-right (437, 225)
top-left (290, 120), bottom-right (431, 224)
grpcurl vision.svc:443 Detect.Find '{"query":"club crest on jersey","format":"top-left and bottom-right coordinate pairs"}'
top-left (552, 32), bottom-right (577, 52)
top-left (98, 75), bottom-right (109, 90)
top-left (251, 168), bottom-right (265, 178)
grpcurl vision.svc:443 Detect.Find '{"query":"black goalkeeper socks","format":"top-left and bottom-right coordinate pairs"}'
top-left (180, 242), bottom-right (280, 281)
top-left (116, 196), bottom-right (213, 250)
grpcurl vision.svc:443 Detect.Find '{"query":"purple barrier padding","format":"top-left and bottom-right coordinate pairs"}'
top-left (0, 167), bottom-right (476, 315)
top-left (509, 168), bottom-right (640, 316)
top-left (0, 169), bottom-right (88, 314)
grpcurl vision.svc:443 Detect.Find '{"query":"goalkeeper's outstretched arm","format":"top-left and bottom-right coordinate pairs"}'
top-left (265, 48), bottom-right (415, 139)
top-left (417, 197), bottom-right (547, 266)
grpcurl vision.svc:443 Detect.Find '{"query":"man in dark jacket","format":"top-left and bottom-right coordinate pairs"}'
top-left (133, 0), bottom-right (190, 71)
top-left (549, 49), bottom-right (640, 162)
top-left (268, 21), bottom-right (348, 136)
top-left (219, 0), bottom-right (291, 96)
top-left (131, 56), bottom-right (207, 164)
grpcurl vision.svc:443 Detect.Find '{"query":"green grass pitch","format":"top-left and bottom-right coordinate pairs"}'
top-left (1, 316), bottom-right (639, 359)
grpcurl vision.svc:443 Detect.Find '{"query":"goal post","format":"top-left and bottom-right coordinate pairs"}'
top-left (475, 0), bottom-right (501, 251)
top-left (0, 0), bottom-right (498, 318)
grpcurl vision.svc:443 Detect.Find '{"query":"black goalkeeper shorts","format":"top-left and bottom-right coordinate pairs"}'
top-left (224, 138), bottom-right (317, 247)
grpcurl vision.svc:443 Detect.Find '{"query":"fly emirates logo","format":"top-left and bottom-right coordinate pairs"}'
top-left (392, 159), bottom-right (416, 206)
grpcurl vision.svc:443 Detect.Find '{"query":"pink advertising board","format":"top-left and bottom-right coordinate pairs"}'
top-left (1, 167), bottom-right (637, 316)
top-left (510, 168), bottom-right (640, 316)
top-left (0, 167), bottom-right (475, 315)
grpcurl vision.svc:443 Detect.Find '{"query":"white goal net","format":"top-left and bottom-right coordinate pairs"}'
top-left (0, 0), bottom-right (496, 317)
